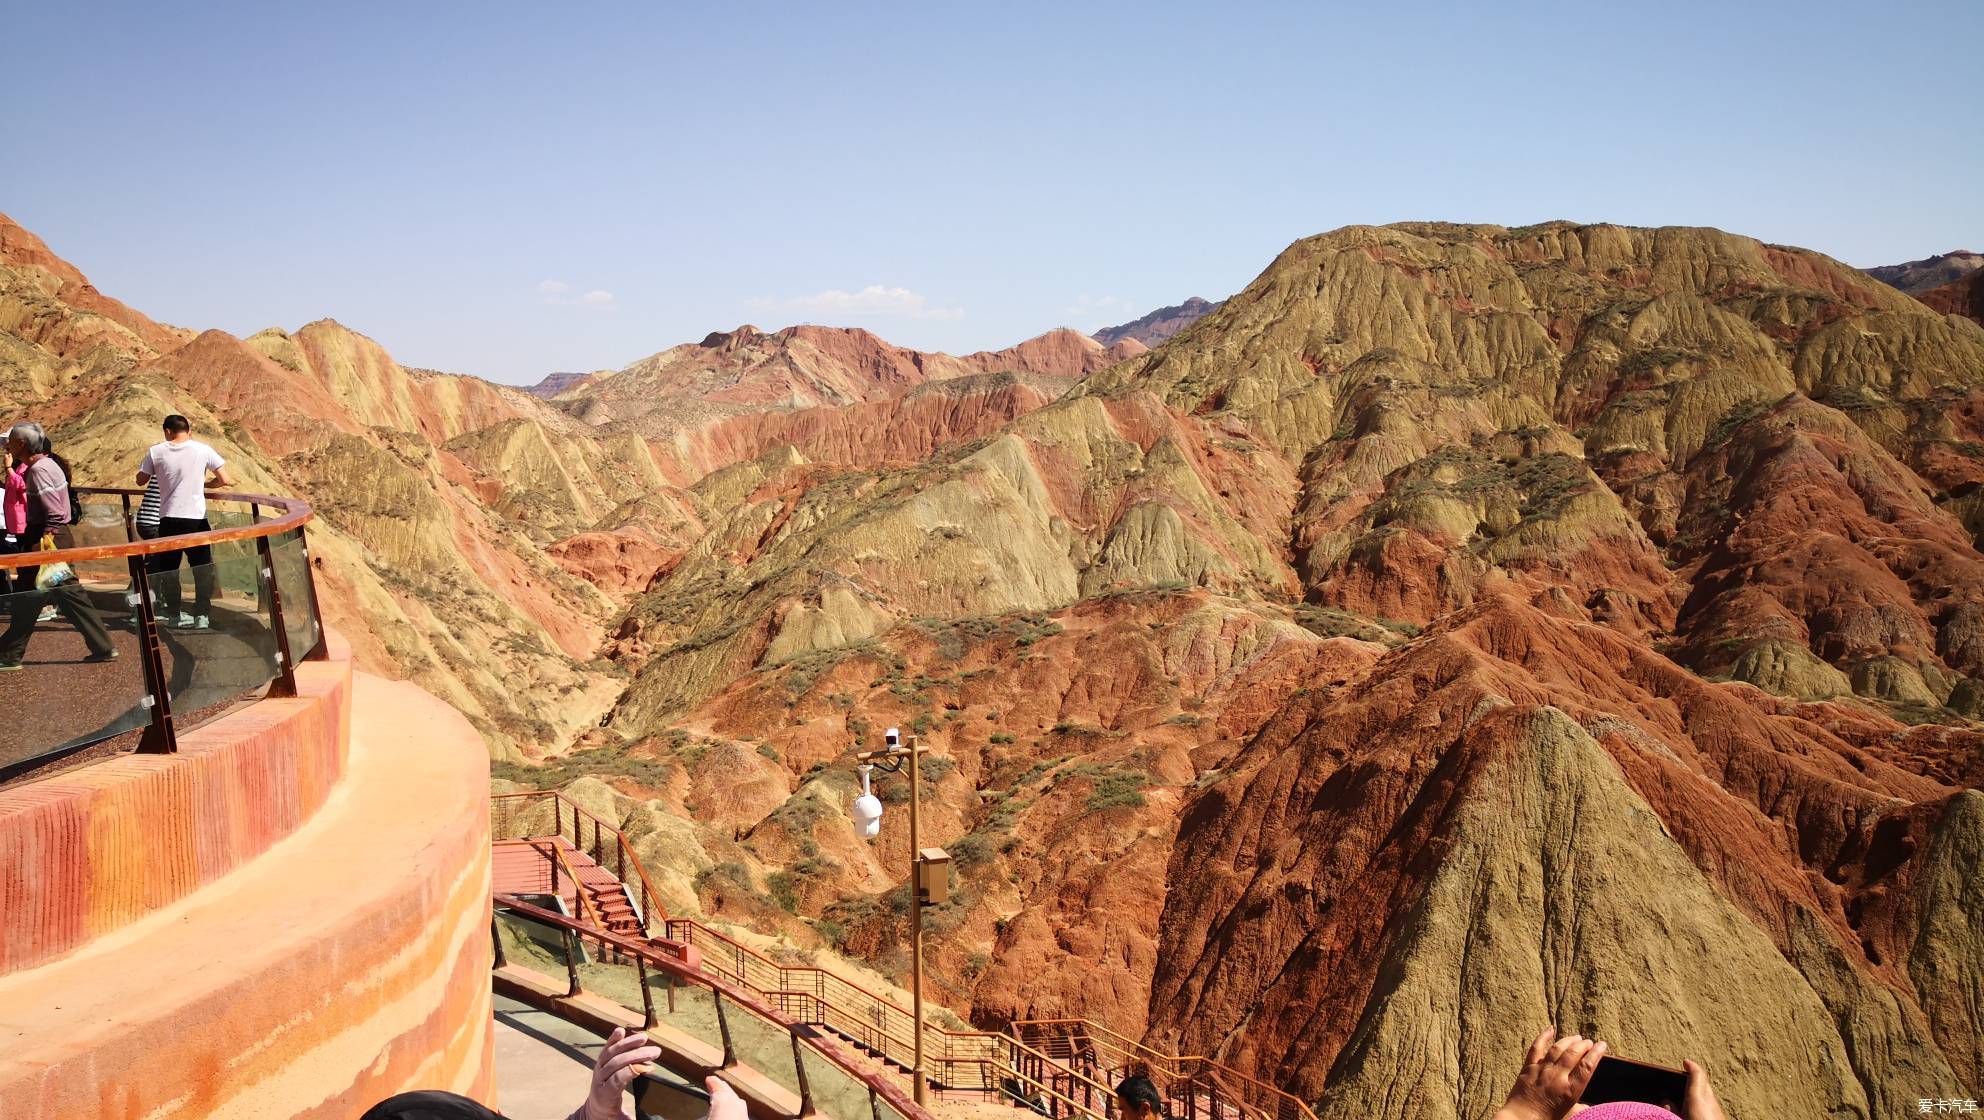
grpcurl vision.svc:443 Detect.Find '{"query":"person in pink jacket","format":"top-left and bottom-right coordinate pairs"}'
top-left (2, 441), bottom-right (28, 593)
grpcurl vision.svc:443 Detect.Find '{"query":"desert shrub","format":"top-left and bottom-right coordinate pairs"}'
top-left (1086, 769), bottom-right (1149, 811)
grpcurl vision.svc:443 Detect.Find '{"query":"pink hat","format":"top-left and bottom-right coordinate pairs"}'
top-left (1580, 1104), bottom-right (1682, 1120)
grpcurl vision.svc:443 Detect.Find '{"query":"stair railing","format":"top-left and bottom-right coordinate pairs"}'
top-left (495, 895), bottom-right (933, 1120)
top-left (492, 792), bottom-right (1304, 1120)
top-left (494, 790), bottom-right (663, 935)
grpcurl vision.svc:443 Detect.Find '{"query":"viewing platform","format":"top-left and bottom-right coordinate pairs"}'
top-left (0, 493), bottom-right (494, 1118)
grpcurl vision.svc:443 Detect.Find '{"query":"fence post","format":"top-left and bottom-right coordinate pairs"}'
top-left (492, 914), bottom-right (507, 969)
top-left (561, 928), bottom-right (581, 997)
top-left (714, 992), bottom-right (736, 1069)
top-left (636, 957), bottom-right (658, 1029)
top-left (256, 534), bottom-right (299, 698)
top-left (120, 492), bottom-right (134, 540)
top-left (791, 1029), bottom-right (816, 1117)
top-left (128, 555), bottom-right (178, 754)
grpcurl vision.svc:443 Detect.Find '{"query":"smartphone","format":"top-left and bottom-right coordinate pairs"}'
top-left (1580, 1055), bottom-right (1689, 1113)
top-left (632, 1073), bottom-right (711, 1120)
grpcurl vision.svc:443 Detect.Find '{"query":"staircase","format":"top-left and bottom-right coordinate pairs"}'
top-left (491, 836), bottom-right (646, 938)
top-left (491, 790), bottom-right (1316, 1120)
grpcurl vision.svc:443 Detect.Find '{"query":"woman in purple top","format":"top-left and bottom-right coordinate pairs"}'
top-left (0, 422), bottom-right (116, 670)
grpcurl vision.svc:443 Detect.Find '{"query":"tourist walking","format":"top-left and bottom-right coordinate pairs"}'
top-left (0, 422), bottom-right (117, 670)
top-left (135, 414), bottom-right (232, 630)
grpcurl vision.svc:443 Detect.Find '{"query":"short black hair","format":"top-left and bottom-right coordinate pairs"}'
top-left (163, 414), bottom-right (190, 433)
top-left (1117, 1073), bottom-right (1164, 1114)
top-left (358, 1091), bottom-right (503, 1120)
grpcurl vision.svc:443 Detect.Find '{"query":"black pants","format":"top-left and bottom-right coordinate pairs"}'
top-left (151, 515), bottom-right (216, 617)
top-left (1, 532), bottom-right (25, 594)
top-left (0, 564), bottom-right (116, 664)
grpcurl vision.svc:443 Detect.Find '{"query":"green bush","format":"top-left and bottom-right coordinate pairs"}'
top-left (1086, 769), bottom-right (1148, 811)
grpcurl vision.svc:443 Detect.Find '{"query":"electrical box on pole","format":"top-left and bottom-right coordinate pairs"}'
top-left (916, 847), bottom-right (952, 905)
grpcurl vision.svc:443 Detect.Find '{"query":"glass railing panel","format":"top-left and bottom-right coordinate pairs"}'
top-left (266, 530), bottom-right (321, 661)
top-left (717, 990), bottom-right (804, 1101)
top-left (495, 905), bottom-right (584, 980)
top-left (0, 574), bottom-right (151, 769)
top-left (153, 550), bottom-right (278, 717)
top-left (797, 1041), bottom-right (879, 1120)
top-left (641, 967), bottom-right (730, 1061)
top-left (66, 497), bottom-right (134, 550)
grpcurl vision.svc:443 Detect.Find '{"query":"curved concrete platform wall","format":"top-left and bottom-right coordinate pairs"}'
top-left (0, 662), bottom-right (495, 1119)
top-left (0, 634), bottom-right (353, 974)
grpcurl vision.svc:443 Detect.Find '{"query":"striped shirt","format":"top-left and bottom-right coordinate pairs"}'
top-left (136, 476), bottom-right (162, 529)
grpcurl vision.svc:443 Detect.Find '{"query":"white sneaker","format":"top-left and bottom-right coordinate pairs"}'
top-left (193, 614), bottom-right (210, 630)
top-left (174, 612), bottom-right (196, 629)
top-left (37, 606), bottom-right (57, 622)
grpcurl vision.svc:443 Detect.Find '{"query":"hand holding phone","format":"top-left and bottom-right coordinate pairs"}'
top-left (632, 1073), bottom-right (710, 1120)
top-left (1578, 1055), bottom-right (1689, 1115)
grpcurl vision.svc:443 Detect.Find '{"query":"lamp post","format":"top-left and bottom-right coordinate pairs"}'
top-left (853, 727), bottom-right (949, 1106)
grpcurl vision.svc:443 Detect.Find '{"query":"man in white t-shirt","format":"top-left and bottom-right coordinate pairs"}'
top-left (135, 414), bottom-right (233, 629)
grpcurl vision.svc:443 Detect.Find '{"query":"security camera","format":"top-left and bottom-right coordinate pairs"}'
top-left (885, 727), bottom-right (900, 748)
top-left (853, 764), bottom-right (883, 838)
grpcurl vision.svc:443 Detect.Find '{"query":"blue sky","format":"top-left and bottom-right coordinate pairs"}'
top-left (4, 0), bottom-right (1979, 384)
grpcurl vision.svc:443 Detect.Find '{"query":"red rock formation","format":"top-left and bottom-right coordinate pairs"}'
top-left (1918, 268), bottom-right (1984, 325)
top-left (0, 209), bottom-right (192, 357)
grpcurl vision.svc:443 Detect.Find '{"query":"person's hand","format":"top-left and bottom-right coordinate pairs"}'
top-left (1683, 1059), bottom-right (1725, 1120)
top-left (1496, 1027), bottom-right (1608, 1120)
top-left (578, 1027), bottom-right (663, 1120)
top-left (705, 1075), bottom-right (746, 1120)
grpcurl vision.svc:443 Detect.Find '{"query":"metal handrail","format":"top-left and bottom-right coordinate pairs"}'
top-left (0, 486), bottom-right (324, 773)
top-left (548, 841), bottom-right (608, 932)
top-left (492, 790), bottom-right (663, 935)
top-left (495, 894), bottom-right (934, 1120)
top-left (663, 917), bottom-right (1120, 1114)
top-left (1014, 1019), bottom-right (1317, 1120)
top-left (490, 792), bottom-right (1296, 1120)
top-left (0, 487), bottom-right (313, 570)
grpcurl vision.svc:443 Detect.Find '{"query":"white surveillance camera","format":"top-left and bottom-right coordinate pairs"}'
top-left (853, 764), bottom-right (883, 838)
top-left (885, 727), bottom-right (900, 747)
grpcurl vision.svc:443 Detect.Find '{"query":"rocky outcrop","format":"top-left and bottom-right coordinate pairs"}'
top-left (1918, 268), bottom-right (1984, 326)
top-left (958, 327), bottom-right (1146, 377)
top-left (575, 221), bottom-right (1984, 1118)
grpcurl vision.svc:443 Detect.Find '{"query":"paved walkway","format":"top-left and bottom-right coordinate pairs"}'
top-left (492, 994), bottom-right (601, 1120)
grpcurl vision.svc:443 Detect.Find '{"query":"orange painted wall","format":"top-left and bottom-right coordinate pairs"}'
top-left (0, 635), bottom-right (353, 975)
top-left (0, 670), bottom-right (496, 1119)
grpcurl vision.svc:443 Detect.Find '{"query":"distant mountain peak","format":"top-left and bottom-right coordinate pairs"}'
top-left (1865, 250), bottom-right (1984, 294)
top-left (1092, 296), bottom-right (1224, 347)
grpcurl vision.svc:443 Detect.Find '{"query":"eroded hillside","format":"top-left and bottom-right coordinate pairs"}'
top-left (575, 222), bottom-right (1984, 1119)
top-left (10, 209), bottom-right (1981, 1117)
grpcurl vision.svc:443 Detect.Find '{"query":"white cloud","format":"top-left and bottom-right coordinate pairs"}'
top-left (750, 284), bottom-right (964, 321)
top-left (539, 279), bottom-right (615, 310)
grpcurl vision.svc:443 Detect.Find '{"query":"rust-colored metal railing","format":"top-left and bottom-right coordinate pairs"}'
top-left (493, 789), bottom-right (663, 937)
top-left (1013, 1019), bottom-right (1317, 1120)
top-left (494, 894), bottom-right (934, 1120)
top-left (492, 791), bottom-right (1308, 1120)
top-left (0, 487), bottom-right (323, 780)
